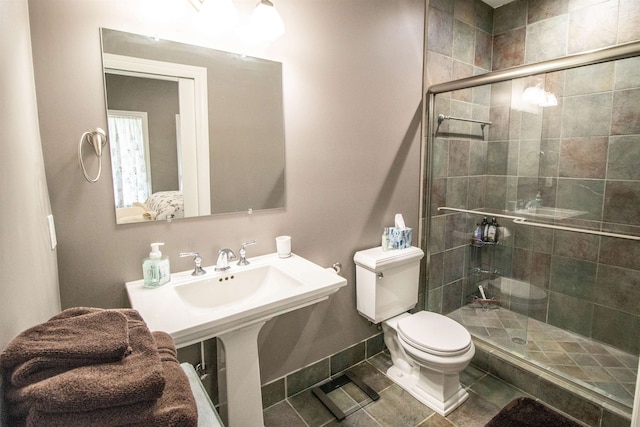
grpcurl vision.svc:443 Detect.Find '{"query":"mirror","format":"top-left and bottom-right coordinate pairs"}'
top-left (100, 28), bottom-right (286, 224)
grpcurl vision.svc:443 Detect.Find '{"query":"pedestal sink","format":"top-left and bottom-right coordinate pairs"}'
top-left (125, 252), bottom-right (347, 426)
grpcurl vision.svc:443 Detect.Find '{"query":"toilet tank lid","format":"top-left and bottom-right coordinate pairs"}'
top-left (354, 246), bottom-right (424, 271)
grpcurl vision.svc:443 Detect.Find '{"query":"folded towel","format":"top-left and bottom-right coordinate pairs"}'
top-left (153, 331), bottom-right (178, 363)
top-left (0, 307), bottom-right (130, 371)
top-left (24, 354), bottom-right (197, 426)
top-left (6, 314), bottom-right (165, 415)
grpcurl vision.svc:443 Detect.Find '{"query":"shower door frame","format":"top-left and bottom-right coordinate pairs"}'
top-left (420, 40), bottom-right (640, 424)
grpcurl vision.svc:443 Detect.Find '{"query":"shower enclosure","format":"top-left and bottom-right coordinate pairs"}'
top-left (421, 41), bottom-right (640, 416)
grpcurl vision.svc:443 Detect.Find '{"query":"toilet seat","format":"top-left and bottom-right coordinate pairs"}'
top-left (397, 312), bottom-right (471, 357)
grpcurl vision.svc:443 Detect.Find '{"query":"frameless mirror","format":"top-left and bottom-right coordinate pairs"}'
top-left (100, 28), bottom-right (285, 224)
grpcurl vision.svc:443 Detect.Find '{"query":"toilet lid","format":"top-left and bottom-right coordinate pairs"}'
top-left (397, 312), bottom-right (471, 356)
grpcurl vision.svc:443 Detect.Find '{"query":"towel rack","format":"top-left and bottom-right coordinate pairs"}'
top-left (437, 114), bottom-right (492, 128)
top-left (437, 207), bottom-right (640, 241)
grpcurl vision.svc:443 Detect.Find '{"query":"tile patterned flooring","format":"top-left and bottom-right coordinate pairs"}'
top-left (263, 352), bottom-right (584, 427)
top-left (448, 304), bottom-right (638, 409)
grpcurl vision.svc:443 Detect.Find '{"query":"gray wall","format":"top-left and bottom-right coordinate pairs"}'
top-left (27, 0), bottom-right (424, 383)
top-left (0, 0), bottom-right (60, 350)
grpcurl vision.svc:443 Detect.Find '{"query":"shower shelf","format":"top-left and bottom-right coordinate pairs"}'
top-left (437, 207), bottom-right (640, 241)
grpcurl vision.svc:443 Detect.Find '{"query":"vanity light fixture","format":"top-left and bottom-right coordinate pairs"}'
top-left (248, 0), bottom-right (285, 42)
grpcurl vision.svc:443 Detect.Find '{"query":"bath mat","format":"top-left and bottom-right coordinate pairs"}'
top-left (485, 397), bottom-right (581, 427)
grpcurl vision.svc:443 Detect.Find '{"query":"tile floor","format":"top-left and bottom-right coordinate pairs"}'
top-left (263, 352), bottom-right (583, 427)
top-left (448, 304), bottom-right (639, 409)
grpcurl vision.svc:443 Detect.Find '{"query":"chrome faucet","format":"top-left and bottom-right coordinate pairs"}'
top-left (179, 252), bottom-right (206, 276)
top-left (237, 240), bottom-right (257, 266)
top-left (525, 191), bottom-right (543, 210)
top-left (215, 248), bottom-right (237, 272)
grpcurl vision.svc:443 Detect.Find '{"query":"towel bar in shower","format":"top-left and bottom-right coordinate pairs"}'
top-left (437, 114), bottom-right (492, 128)
top-left (437, 206), bottom-right (640, 241)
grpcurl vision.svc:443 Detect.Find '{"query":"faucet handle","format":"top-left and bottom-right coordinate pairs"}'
top-left (179, 252), bottom-right (206, 276)
top-left (237, 240), bottom-right (257, 266)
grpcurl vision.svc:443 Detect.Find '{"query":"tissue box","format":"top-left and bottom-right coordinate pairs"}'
top-left (388, 227), bottom-right (412, 249)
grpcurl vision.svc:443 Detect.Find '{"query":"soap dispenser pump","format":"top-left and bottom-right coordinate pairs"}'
top-left (143, 242), bottom-right (171, 288)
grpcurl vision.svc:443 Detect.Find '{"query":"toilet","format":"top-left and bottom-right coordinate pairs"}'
top-left (354, 246), bottom-right (475, 416)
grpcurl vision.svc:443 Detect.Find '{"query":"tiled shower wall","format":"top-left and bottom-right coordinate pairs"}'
top-left (425, 0), bottom-right (640, 355)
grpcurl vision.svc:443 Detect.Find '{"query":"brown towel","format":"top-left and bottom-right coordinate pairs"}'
top-left (25, 354), bottom-right (198, 426)
top-left (0, 307), bottom-right (130, 372)
top-left (6, 316), bottom-right (165, 415)
top-left (153, 331), bottom-right (178, 362)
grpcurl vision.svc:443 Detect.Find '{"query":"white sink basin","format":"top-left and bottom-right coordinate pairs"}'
top-left (174, 264), bottom-right (302, 312)
top-left (126, 252), bottom-right (347, 347)
top-left (513, 207), bottom-right (586, 220)
top-left (126, 252), bottom-right (346, 427)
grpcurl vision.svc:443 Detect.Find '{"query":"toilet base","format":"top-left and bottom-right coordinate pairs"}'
top-left (386, 365), bottom-right (469, 416)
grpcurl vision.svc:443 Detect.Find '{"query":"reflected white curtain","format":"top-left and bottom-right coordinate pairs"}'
top-left (107, 114), bottom-right (150, 208)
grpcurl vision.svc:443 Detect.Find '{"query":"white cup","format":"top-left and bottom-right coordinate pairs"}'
top-left (276, 236), bottom-right (291, 258)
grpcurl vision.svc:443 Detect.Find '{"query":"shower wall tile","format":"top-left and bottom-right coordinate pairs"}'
top-left (453, 20), bottom-right (475, 64)
top-left (511, 247), bottom-right (532, 282)
top-left (567, 0), bottom-right (618, 54)
top-left (488, 106), bottom-right (510, 141)
top-left (426, 52), bottom-right (453, 87)
top-left (474, 29), bottom-right (492, 70)
top-left (445, 212), bottom-right (470, 249)
top-left (564, 62), bottom-right (615, 96)
top-left (443, 247), bottom-right (466, 285)
top-left (599, 236), bottom-right (640, 270)
top-left (603, 180), bottom-right (640, 226)
top-left (487, 141), bottom-right (508, 175)
top-left (549, 256), bottom-right (597, 301)
top-left (525, 15), bottom-right (568, 63)
top-left (558, 137), bottom-right (608, 179)
top-left (530, 252), bottom-right (551, 289)
top-left (519, 112), bottom-right (544, 141)
top-left (595, 264), bottom-right (640, 316)
top-left (552, 230), bottom-right (599, 262)
top-left (429, 251), bottom-right (445, 290)
top-left (469, 141), bottom-right (487, 175)
top-left (615, 57), bottom-right (640, 90)
top-left (446, 177), bottom-right (469, 209)
top-left (428, 288), bottom-right (444, 313)
top-left (428, 7), bottom-right (453, 56)
top-left (518, 139), bottom-right (543, 177)
top-left (474, 0), bottom-right (494, 33)
top-left (454, 0), bottom-right (476, 27)
top-left (430, 0), bottom-right (454, 14)
top-left (442, 279), bottom-right (465, 314)
top-left (607, 135), bottom-right (640, 180)
top-left (556, 178), bottom-right (604, 221)
top-left (539, 139), bottom-right (560, 177)
top-left (449, 140), bottom-right (470, 176)
top-left (541, 102), bottom-right (563, 139)
top-left (547, 292), bottom-right (594, 337)
top-left (452, 61), bottom-right (474, 102)
top-left (473, 84), bottom-right (492, 107)
top-left (618, 0), bottom-right (640, 43)
top-left (561, 93), bottom-right (612, 138)
top-left (430, 178), bottom-right (446, 216)
top-left (433, 138), bottom-right (449, 178)
top-left (430, 215), bottom-right (446, 253)
top-left (527, 0), bottom-right (568, 24)
top-left (484, 175), bottom-right (507, 210)
top-left (492, 27), bottom-right (525, 70)
top-left (591, 305), bottom-right (640, 354)
top-left (493, 0), bottom-right (527, 34)
top-left (467, 176), bottom-right (487, 209)
top-left (611, 88), bottom-right (640, 135)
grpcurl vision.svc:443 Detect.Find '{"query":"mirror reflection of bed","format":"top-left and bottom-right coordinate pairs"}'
top-left (115, 191), bottom-right (184, 223)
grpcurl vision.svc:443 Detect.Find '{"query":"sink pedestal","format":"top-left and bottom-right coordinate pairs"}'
top-left (217, 321), bottom-right (266, 427)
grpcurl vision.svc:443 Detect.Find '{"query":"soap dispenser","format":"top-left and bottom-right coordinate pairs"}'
top-left (143, 243), bottom-right (171, 288)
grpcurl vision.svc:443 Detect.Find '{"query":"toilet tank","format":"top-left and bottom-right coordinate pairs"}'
top-left (353, 246), bottom-right (424, 324)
